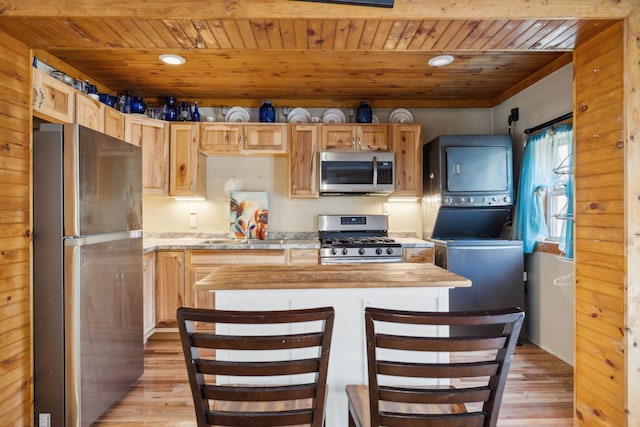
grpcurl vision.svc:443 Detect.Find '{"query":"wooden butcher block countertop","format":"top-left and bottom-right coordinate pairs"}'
top-left (195, 263), bottom-right (471, 290)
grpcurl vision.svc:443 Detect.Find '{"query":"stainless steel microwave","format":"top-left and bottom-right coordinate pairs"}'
top-left (319, 151), bottom-right (394, 195)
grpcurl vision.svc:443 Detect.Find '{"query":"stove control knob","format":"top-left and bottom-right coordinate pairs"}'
top-left (358, 248), bottom-right (366, 255)
top-left (459, 197), bottom-right (466, 204)
top-left (376, 248), bottom-right (383, 255)
top-left (468, 197), bottom-right (474, 204)
top-left (342, 248), bottom-right (349, 256)
top-left (386, 248), bottom-right (395, 255)
top-left (504, 196), bottom-right (512, 203)
top-left (330, 248), bottom-right (338, 255)
top-left (443, 197), bottom-right (453, 205)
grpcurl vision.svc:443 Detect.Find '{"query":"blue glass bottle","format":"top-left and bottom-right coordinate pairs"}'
top-left (165, 97), bottom-right (178, 121)
top-left (192, 102), bottom-right (201, 122)
top-left (130, 93), bottom-right (146, 114)
top-left (355, 101), bottom-right (372, 123)
top-left (259, 100), bottom-right (276, 123)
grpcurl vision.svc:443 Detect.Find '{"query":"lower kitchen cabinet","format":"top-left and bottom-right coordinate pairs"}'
top-left (142, 252), bottom-right (155, 340)
top-left (154, 250), bottom-right (185, 328)
top-left (403, 247), bottom-right (434, 263)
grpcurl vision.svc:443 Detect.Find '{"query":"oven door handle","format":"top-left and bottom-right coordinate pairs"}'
top-left (372, 156), bottom-right (378, 190)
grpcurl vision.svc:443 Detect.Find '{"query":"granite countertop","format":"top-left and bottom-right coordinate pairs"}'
top-left (143, 233), bottom-right (433, 253)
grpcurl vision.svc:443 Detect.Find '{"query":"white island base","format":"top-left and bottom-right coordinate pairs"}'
top-left (213, 287), bottom-right (449, 427)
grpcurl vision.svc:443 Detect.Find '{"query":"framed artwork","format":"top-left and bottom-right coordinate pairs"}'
top-left (229, 191), bottom-right (269, 239)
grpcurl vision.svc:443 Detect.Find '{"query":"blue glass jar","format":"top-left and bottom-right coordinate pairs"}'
top-left (192, 102), bottom-right (201, 122)
top-left (259, 100), bottom-right (276, 123)
top-left (165, 97), bottom-right (178, 121)
top-left (355, 101), bottom-right (372, 123)
top-left (130, 93), bottom-right (146, 114)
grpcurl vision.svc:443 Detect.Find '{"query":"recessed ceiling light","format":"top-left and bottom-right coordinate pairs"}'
top-left (428, 55), bottom-right (454, 67)
top-left (159, 54), bottom-right (186, 65)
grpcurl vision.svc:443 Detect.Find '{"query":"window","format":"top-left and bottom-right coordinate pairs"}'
top-left (513, 122), bottom-right (573, 257)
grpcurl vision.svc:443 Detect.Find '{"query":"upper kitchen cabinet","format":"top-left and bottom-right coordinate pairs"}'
top-left (125, 115), bottom-right (169, 196)
top-left (32, 68), bottom-right (75, 123)
top-left (200, 123), bottom-right (242, 154)
top-left (391, 124), bottom-right (422, 198)
top-left (75, 93), bottom-right (104, 133)
top-left (200, 123), bottom-right (288, 155)
top-left (289, 124), bottom-right (319, 198)
top-left (170, 123), bottom-right (206, 197)
top-left (103, 107), bottom-right (125, 140)
top-left (321, 124), bottom-right (389, 151)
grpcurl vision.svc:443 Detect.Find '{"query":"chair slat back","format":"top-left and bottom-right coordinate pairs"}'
top-left (177, 306), bottom-right (335, 427)
top-left (365, 307), bottom-right (524, 427)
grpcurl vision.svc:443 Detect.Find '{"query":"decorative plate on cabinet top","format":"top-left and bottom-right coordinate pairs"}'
top-left (389, 108), bottom-right (414, 124)
top-left (287, 107), bottom-right (312, 123)
top-left (321, 108), bottom-right (347, 124)
top-left (225, 106), bottom-right (250, 122)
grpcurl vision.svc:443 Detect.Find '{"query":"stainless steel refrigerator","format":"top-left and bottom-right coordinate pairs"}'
top-left (33, 124), bottom-right (144, 427)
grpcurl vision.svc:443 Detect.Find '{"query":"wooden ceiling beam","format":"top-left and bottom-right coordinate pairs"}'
top-left (0, 0), bottom-right (633, 20)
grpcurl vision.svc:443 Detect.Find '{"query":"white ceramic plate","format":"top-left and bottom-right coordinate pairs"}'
top-left (288, 113), bottom-right (310, 123)
top-left (225, 107), bottom-right (250, 122)
top-left (372, 115), bottom-right (380, 123)
top-left (287, 107), bottom-right (311, 123)
top-left (322, 108), bottom-right (346, 123)
top-left (389, 108), bottom-right (414, 124)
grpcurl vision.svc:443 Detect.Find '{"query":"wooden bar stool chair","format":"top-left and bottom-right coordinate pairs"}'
top-left (177, 306), bottom-right (335, 427)
top-left (346, 306), bottom-right (524, 427)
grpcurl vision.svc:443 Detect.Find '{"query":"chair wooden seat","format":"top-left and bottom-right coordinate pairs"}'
top-left (346, 307), bottom-right (524, 427)
top-left (177, 306), bottom-right (335, 427)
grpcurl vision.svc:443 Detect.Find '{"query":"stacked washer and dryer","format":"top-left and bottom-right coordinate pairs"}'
top-left (422, 134), bottom-right (525, 338)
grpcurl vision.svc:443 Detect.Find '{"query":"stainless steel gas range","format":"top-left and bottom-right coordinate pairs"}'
top-left (318, 214), bottom-right (402, 264)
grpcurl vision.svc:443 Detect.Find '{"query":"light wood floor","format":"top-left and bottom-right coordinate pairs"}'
top-left (94, 338), bottom-right (573, 426)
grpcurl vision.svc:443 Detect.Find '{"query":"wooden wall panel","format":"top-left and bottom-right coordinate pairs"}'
top-left (0, 30), bottom-right (32, 426)
top-left (573, 21), bottom-right (625, 426)
top-left (624, 5), bottom-right (640, 426)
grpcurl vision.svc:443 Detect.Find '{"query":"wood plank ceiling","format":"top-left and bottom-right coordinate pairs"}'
top-left (0, 16), bottom-right (616, 107)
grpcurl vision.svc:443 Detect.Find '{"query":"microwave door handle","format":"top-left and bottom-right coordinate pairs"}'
top-left (372, 156), bottom-right (378, 190)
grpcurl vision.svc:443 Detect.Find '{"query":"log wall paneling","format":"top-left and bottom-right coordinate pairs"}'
top-left (573, 22), bottom-right (626, 426)
top-left (0, 30), bottom-right (32, 426)
top-left (624, 5), bottom-right (640, 426)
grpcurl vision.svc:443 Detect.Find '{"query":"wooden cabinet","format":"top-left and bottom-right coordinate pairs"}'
top-left (125, 115), bottom-right (170, 195)
top-left (289, 124), bottom-right (319, 198)
top-left (320, 124), bottom-right (389, 151)
top-left (154, 251), bottom-right (185, 328)
top-left (75, 93), bottom-right (104, 132)
top-left (200, 123), bottom-right (288, 155)
top-left (403, 247), bottom-right (434, 263)
top-left (143, 252), bottom-right (156, 340)
top-left (243, 124), bottom-right (288, 153)
top-left (170, 123), bottom-right (206, 197)
top-left (104, 107), bottom-right (125, 140)
top-left (200, 123), bottom-right (242, 154)
top-left (391, 124), bottom-right (423, 197)
top-left (32, 68), bottom-right (75, 123)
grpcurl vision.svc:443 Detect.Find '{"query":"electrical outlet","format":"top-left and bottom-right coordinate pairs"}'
top-left (39, 413), bottom-right (51, 427)
top-left (382, 203), bottom-right (391, 215)
top-left (189, 213), bottom-right (197, 228)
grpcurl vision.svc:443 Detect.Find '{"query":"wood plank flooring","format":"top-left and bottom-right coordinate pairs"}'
top-left (94, 339), bottom-right (573, 426)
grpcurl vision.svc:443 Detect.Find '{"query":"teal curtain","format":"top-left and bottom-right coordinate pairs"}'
top-left (513, 124), bottom-right (574, 256)
top-left (554, 124), bottom-right (574, 259)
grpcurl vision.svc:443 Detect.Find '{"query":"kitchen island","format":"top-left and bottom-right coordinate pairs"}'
top-left (194, 263), bottom-right (470, 427)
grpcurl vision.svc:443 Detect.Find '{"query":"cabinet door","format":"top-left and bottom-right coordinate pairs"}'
top-left (320, 124), bottom-right (356, 150)
top-left (289, 124), bottom-right (319, 198)
top-left (143, 252), bottom-right (156, 339)
top-left (170, 123), bottom-right (205, 197)
top-left (155, 251), bottom-right (184, 328)
top-left (75, 93), bottom-right (105, 132)
top-left (104, 107), bottom-right (125, 140)
top-left (358, 125), bottom-right (389, 151)
top-left (126, 116), bottom-right (169, 195)
top-left (32, 68), bottom-right (75, 123)
top-left (200, 123), bottom-right (242, 154)
top-left (392, 124), bottom-right (423, 197)
top-left (243, 124), bottom-right (288, 153)
top-left (403, 247), bottom-right (434, 263)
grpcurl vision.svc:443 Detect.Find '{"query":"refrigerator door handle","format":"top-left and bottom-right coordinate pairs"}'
top-left (64, 230), bottom-right (142, 246)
